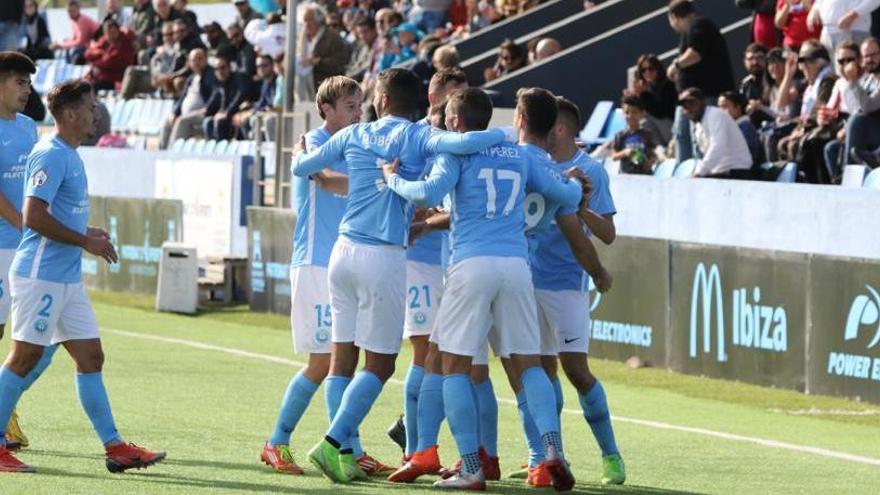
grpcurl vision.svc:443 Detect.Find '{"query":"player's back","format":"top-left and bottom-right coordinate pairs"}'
top-left (291, 126), bottom-right (348, 268)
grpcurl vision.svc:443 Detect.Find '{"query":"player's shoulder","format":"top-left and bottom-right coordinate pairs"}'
top-left (30, 136), bottom-right (71, 165)
top-left (15, 113), bottom-right (36, 129)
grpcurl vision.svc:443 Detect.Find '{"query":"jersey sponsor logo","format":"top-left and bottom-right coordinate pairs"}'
top-left (688, 263), bottom-right (788, 363)
top-left (32, 169), bottom-right (48, 188)
top-left (827, 284), bottom-right (880, 382)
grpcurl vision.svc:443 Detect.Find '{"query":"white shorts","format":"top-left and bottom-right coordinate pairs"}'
top-left (289, 265), bottom-right (332, 354)
top-left (536, 289), bottom-right (591, 355)
top-left (328, 237), bottom-right (406, 355)
top-left (403, 261), bottom-right (444, 338)
top-left (11, 276), bottom-right (99, 347)
top-left (0, 249), bottom-right (15, 324)
top-left (435, 256), bottom-right (539, 359)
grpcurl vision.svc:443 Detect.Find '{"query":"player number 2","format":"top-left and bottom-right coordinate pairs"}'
top-left (38, 294), bottom-right (53, 317)
top-left (409, 285), bottom-right (431, 309)
top-left (477, 168), bottom-right (521, 218)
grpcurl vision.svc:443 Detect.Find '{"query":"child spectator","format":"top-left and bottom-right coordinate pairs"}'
top-left (606, 96), bottom-right (659, 174)
top-left (719, 90), bottom-right (762, 165)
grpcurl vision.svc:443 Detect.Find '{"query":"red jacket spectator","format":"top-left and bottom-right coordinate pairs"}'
top-left (86, 21), bottom-right (136, 91)
top-left (449, 0), bottom-right (469, 29)
top-left (776, 0), bottom-right (817, 50)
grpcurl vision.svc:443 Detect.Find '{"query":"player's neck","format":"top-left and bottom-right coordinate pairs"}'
top-left (325, 121), bottom-right (344, 135)
top-left (520, 132), bottom-right (549, 151)
top-left (551, 140), bottom-right (578, 163)
top-left (55, 126), bottom-right (82, 149)
top-left (0, 104), bottom-right (16, 121)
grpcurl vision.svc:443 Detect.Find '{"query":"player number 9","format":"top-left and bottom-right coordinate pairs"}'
top-left (523, 193), bottom-right (545, 232)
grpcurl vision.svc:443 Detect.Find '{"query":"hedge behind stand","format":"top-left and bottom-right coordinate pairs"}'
top-left (82, 196), bottom-right (183, 294)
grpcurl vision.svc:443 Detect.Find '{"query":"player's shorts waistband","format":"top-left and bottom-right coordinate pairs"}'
top-left (337, 235), bottom-right (405, 252)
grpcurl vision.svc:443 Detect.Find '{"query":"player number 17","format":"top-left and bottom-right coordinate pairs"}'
top-left (478, 168), bottom-right (521, 218)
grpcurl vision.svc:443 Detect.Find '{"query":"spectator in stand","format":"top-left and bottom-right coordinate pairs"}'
top-left (449, 0), bottom-right (469, 31)
top-left (410, 0), bottom-right (452, 32)
top-left (749, 47), bottom-right (793, 121)
top-left (626, 54), bottom-right (678, 143)
top-left (679, 87), bottom-right (754, 178)
top-left (243, 12), bottom-right (286, 57)
top-left (174, 19), bottom-right (206, 53)
top-left (0, 0), bottom-right (23, 52)
top-left (844, 37), bottom-right (880, 167)
top-left (346, 17), bottom-right (378, 81)
top-left (85, 19), bottom-right (136, 91)
top-left (294, 4), bottom-right (350, 102)
top-left (227, 23), bottom-right (256, 77)
top-left (233, 54), bottom-right (278, 138)
top-left (234, 0), bottom-right (264, 29)
top-left (809, 0), bottom-right (880, 55)
top-left (131, 0), bottom-right (156, 49)
top-left (605, 96), bottom-right (659, 175)
top-left (465, 0), bottom-right (500, 35)
top-left (139, 0), bottom-right (182, 65)
top-left (776, 0), bottom-right (818, 50)
top-left (736, 0), bottom-right (779, 49)
top-left (391, 22), bottom-right (422, 65)
top-left (84, 88), bottom-right (112, 146)
top-left (484, 38), bottom-right (526, 82)
top-left (95, 0), bottom-right (131, 40)
top-left (496, 0), bottom-right (539, 18)
top-left (740, 43), bottom-right (775, 124)
top-left (51, 1), bottom-right (100, 65)
top-left (173, 0), bottom-right (200, 34)
top-left (534, 38), bottom-right (562, 62)
top-left (22, 0), bottom-right (53, 61)
top-left (120, 20), bottom-right (184, 98)
top-left (203, 22), bottom-right (234, 59)
top-left (666, 0), bottom-right (736, 163)
top-left (160, 48), bottom-right (216, 148)
top-left (203, 54), bottom-right (253, 140)
top-left (718, 90), bottom-right (762, 165)
top-left (432, 45), bottom-right (460, 70)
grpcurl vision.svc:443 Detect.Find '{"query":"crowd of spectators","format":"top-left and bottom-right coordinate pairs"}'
top-left (604, 0), bottom-right (880, 183)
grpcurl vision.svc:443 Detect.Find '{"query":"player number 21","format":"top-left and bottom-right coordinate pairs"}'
top-left (409, 285), bottom-right (432, 309)
top-left (477, 168), bottom-right (521, 218)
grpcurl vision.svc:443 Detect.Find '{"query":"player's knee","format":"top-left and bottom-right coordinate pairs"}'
top-left (304, 359), bottom-right (330, 383)
top-left (5, 345), bottom-right (43, 376)
top-left (561, 356), bottom-right (596, 394)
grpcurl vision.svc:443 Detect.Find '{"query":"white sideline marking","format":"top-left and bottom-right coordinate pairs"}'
top-left (105, 328), bottom-right (880, 468)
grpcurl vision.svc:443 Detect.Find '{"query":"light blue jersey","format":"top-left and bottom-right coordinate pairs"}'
top-left (387, 143), bottom-right (582, 264)
top-left (291, 116), bottom-right (505, 247)
top-left (0, 114), bottom-right (38, 249)
top-left (290, 126), bottom-right (348, 268)
top-left (12, 135), bottom-right (90, 284)
top-left (529, 149), bottom-right (616, 292)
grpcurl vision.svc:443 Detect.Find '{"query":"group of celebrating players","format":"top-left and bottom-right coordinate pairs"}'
top-left (262, 67), bottom-right (626, 491)
top-left (0, 48), bottom-right (626, 492)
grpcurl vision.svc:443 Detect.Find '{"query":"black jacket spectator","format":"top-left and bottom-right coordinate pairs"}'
top-left (205, 72), bottom-right (252, 117)
top-left (173, 68), bottom-right (217, 117)
top-left (22, 8), bottom-right (52, 60)
top-left (677, 16), bottom-right (736, 96)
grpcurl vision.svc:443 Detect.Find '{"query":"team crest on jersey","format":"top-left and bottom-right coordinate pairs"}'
top-left (32, 169), bottom-right (48, 188)
top-left (315, 328), bottom-right (330, 343)
top-left (413, 311), bottom-right (427, 326)
top-left (33, 319), bottom-right (48, 333)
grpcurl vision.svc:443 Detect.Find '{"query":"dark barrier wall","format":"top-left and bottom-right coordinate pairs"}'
top-left (83, 196), bottom-right (183, 294)
top-left (484, 0), bottom-right (746, 115)
top-left (462, 0), bottom-right (668, 86)
top-left (247, 207), bottom-right (295, 315)
top-left (669, 243), bottom-right (808, 391)
top-left (808, 256), bottom-right (880, 403)
top-left (590, 237), bottom-right (669, 366)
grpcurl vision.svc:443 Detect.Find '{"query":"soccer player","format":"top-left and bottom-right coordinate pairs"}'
top-left (0, 51), bottom-right (59, 452)
top-left (0, 80), bottom-right (165, 473)
top-left (262, 76), bottom-right (394, 476)
top-left (382, 87), bottom-right (584, 491)
top-left (290, 68), bottom-right (506, 483)
top-left (509, 96), bottom-right (624, 487)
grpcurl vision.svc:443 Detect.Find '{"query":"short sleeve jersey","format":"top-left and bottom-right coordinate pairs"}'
top-left (0, 113), bottom-right (38, 249)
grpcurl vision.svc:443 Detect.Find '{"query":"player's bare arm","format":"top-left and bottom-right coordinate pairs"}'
top-left (556, 213), bottom-right (612, 293)
top-left (23, 197), bottom-right (117, 264)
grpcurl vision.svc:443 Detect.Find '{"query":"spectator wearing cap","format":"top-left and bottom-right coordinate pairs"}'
top-left (234, 0), bottom-right (264, 30)
top-left (294, 4), bottom-right (350, 101)
top-left (161, 48), bottom-right (217, 148)
top-left (51, 0), bottom-right (100, 64)
top-left (484, 38), bottom-right (526, 83)
top-left (0, 0), bottom-right (23, 52)
top-left (22, 0), bottom-right (53, 61)
top-left (391, 22), bottom-right (423, 65)
top-left (410, 0), bottom-right (452, 33)
top-left (120, 19), bottom-right (185, 98)
top-left (203, 54), bottom-right (254, 140)
top-left (718, 91), bottom-right (762, 165)
top-left (626, 54), bottom-right (678, 143)
top-left (776, 0), bottom-right (818, 51)
top-left (666, 0), bottom-right (736, 163)
top-left (85, 19), bottom-right (137, 91)
top-left (809, 0), bottom-right (880, 55)
top-left (679, 87), bottom-right (753, 178)
top-left (346, 17), bottom-right (378, 81)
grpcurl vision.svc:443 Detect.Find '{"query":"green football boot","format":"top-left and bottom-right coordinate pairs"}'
top-left (308, 439), bottom-right (349, 483)
top-left (340, 452), bottom-right (369, 481)
top-left (601, 453), bottom-right (626, 485)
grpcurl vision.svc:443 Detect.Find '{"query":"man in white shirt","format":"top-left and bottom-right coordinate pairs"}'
top-left (679, 87), bottom-right (754, 178)
top-left (809, 0), bottom-right (880, 54)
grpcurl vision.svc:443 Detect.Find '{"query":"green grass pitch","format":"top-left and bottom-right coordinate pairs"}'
top-left (1, 291), bottom-right (879, 494)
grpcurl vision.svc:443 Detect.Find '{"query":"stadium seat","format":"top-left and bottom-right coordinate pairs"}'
top-left (204, 140), bottom-right (219, 153)
top-left (673, 158), bottom-right (699, 178)
top-left (138, 99), bottom-right (165, 136)
top-left (225, 140), bottom-right (240, 155)
top-left (112, 99), bottom-right (135, 133)
top-left (776, 162), bottom-right (797, 183)
top-left (863, 167), bottom-right (880, 188)
top-left (181, 138), bottom-right (198, 153)
top-left (124, 99), bottom-right (145, 133)
top-left (600, 109), bottom-right (626, 142)
top-left (841, 164), bottom-right (868, 188)
top-left (653, 158), bottom-right (676, 178)
top-left (170, 138), bottom-right (186, 152)
top-left (580, 101), bottom-right (614, 146)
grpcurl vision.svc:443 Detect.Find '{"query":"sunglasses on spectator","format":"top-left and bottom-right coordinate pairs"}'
top-left (838, 57), bottom-right (857, 65)
top-left (797, 56), bottom-right (814, 64)
top-left (639, 66), bottom-right (657, 73)
top-left (256, 63), bottom-right (271, 69)
top-left (863, 51), bottom-right (880, 59)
